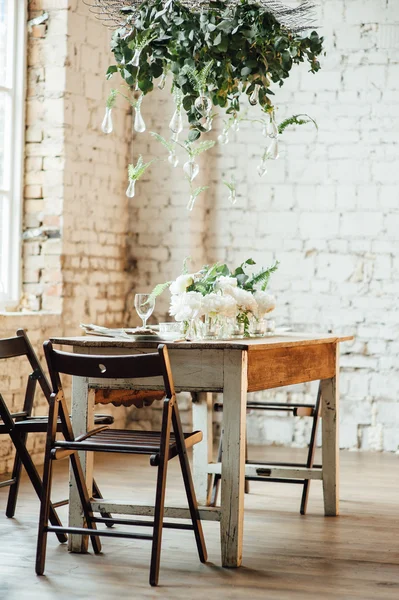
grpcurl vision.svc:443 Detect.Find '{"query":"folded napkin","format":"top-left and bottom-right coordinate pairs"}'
top-left (80, 323), bottom-right (159, 339)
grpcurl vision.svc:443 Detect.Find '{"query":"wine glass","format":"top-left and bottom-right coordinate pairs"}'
top-left (134, 294), bottom-right (155, 329)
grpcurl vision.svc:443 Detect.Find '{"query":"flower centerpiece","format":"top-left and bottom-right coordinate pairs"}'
top-left (150, 257), bottom-right (279, 338)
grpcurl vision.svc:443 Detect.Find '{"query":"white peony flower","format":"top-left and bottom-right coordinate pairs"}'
top-left (219, 294), bottom-right (238, 318)
top-left (169, 274), bottom-right (194, 295)
top-left (254, 291), bottom-right (276, 316)
top-left (227, 286), bottom-right (257, 314)
top-left (169, 291), bottom-right (203, 322)
top-left (214, 275), bottom-right (238, 292)
top-left (202, 293), bottom-right (237, 318)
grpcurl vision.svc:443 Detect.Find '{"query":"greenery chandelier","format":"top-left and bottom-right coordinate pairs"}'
top-left (93, 0), bottom-right (324, 208)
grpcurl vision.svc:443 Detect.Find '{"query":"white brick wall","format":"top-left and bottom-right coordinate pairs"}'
top-left (130, 0), bottom-right (399, 452)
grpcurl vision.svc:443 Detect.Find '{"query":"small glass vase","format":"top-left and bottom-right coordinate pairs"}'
top-left (182, 318), bottom-right (203, 341)
top-left (231, 321), bottom-right (245, 338)
top-left (250, 316), bottom-right (276, 337)
top-left (250, 316), bottom-right (266, 337)
top-left (204, 315), bottom-right (221, 339)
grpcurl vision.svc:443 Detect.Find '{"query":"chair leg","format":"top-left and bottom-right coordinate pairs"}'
top-left (300, 385), bottom-right (322, 515)
top-left (57, 393), bottom-right (101, 554)
top-left (5, 432), bottom-right (27, 518)
top-left (245, 438), bottom-right (250, 494)
top-left (150, 399), bottom-right (173, 587)
top-left (7, 428), bottom-right (67, 543)
top-left (36, 393), bottom-right (60, 576)
top-left (92, 478), bottom-right (114, 527)
top-left (172, 405), bottom-right (207, 564)
top-left (69, 451), bottom-right (102, 555)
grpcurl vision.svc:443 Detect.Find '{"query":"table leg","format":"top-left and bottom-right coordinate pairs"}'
top-left (192, 392), bottom-right (213, 505)
top-left (220, 350), bottom-right (247, 567)
top-left (321, 344), bottom-right (340, 516)
top-left (68, 375), bottom-right (94, 552)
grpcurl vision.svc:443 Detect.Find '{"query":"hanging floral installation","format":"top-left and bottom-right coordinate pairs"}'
top-left (87, 0), bottom-right (324, 208)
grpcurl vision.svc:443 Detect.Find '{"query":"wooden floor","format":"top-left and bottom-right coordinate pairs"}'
top-left (0, 446), bottom-right (398, 600)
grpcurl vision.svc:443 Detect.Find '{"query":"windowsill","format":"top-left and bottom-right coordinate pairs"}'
top-left (0, 309), bottom-right (62, 318)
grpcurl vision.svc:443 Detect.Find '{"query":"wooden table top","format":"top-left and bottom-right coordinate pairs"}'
top-left (50, 332), bottom-right (353, 352)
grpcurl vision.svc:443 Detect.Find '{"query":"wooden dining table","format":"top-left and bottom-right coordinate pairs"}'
top-left (50, 332), bottom-right (351, 568)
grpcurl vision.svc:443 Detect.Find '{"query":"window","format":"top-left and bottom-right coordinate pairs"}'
top-left (0, 0), bottom-right (26, 308)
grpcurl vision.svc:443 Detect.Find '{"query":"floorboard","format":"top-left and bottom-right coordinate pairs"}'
top-left (0, 446), bottom-right (398, 600)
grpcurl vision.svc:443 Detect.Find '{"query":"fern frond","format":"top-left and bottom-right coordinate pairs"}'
top-left (148, 281), bottom-right (172, 302)
top-left (248, 260), bottom-right (279, 290)
top-left (128, 155), bottom-right (154, 180)
top-left (106, 88), bottom-right (118, 109)
top-left (189, 140), bottom-right (215, 157)
top-left (198, 60), bottom-right (214, 91)
top-left (186, 60), bottom-right (214, 93)
top-left (191, 185), bottom-right (209, 200)
top-left (150, 131), bottom-right (175, 153)
top-left (223, 175), bottom-right (236, 192)
top-left (182, 256), bottom-right (192, 274)
top-left (278, 114), bottom-right (317, 135)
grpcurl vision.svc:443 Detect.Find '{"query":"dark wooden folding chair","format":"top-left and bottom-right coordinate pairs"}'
top-left (211, 384), bottom-right (322, 515)
top-left (0, 329), bottom-right (114, 531)
top-left (36, 342), bottom-right (207, 586)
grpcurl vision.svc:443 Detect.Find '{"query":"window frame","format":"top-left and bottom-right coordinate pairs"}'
top-left (0, 0), bottom-right (26, 310)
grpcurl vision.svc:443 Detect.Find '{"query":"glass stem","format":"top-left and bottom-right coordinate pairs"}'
top-left (142, 317), bottom-right (147, 328)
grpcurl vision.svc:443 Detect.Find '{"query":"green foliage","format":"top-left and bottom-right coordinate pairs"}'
top-left (247, 260), bottom-right (280, 291)
top-left (190, 185), bottom-right (209, 200)
top-left (185, 60), bottom-right (215, 95)
top-left (150, 131), bottom-right (175, 153)
top-left (106, 0), bottom-right (324, 137)
top-left (222, 176), bottom-right (236, 192)
top-left (128, 155), bottom-right (154, 180)
top-left (278, 114), bottom-right (318, 135)
top-left (148, 281), bottom-right (172, 302)
top-left (186, 140), bottom-right (216, 158)
top-left (105, 88), bottom-right (118, 109)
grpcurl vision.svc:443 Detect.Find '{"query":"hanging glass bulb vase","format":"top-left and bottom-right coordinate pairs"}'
top-left (169, 109), bottom-right (183, 134)
top-left (267, 111), bottom-right (279, 138)
top-left (187, 194), bottom-right (197, 211)
top-left (134, 95), bottom-right (146, 133)
top-left (232, 117), bottom-right (240, 132)
top-left (200, 115), bottom-right (212, 132)
top-left (218, 129), bottom-right (229, 145)
top-left (228, 188), bottom-right (237, 205)
top-left (169, 88), bottom-right (184, 135)
top-left (257, 160), bottom-right (267, 178)
top-left (267, 138), bottom-right (279, 160)
top-left (249, 84), bottom-right (260, 106)
top-left (168, 151), bottom-right (179, 167)
top-left (158, 71), bottom-right (167, 90)
top-left (101, 107), bottom-right (113, 134)
top-left (126, 179), bottom-right (136, 198)
top-left (183, 159), bottom-right (199, 182)
top-left (194, 94), bottom-right (212, 117)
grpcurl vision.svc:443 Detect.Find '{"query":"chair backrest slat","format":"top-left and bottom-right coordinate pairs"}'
top-left (44, 344), bottom-right (170, 396)
top-left (0, 335), bottom-right (28, 359)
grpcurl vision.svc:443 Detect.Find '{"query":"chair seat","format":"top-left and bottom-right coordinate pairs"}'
top-left (54, 428), bottom-right (203, 460)
top-left (0, 413), bottom-right (114, 434)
